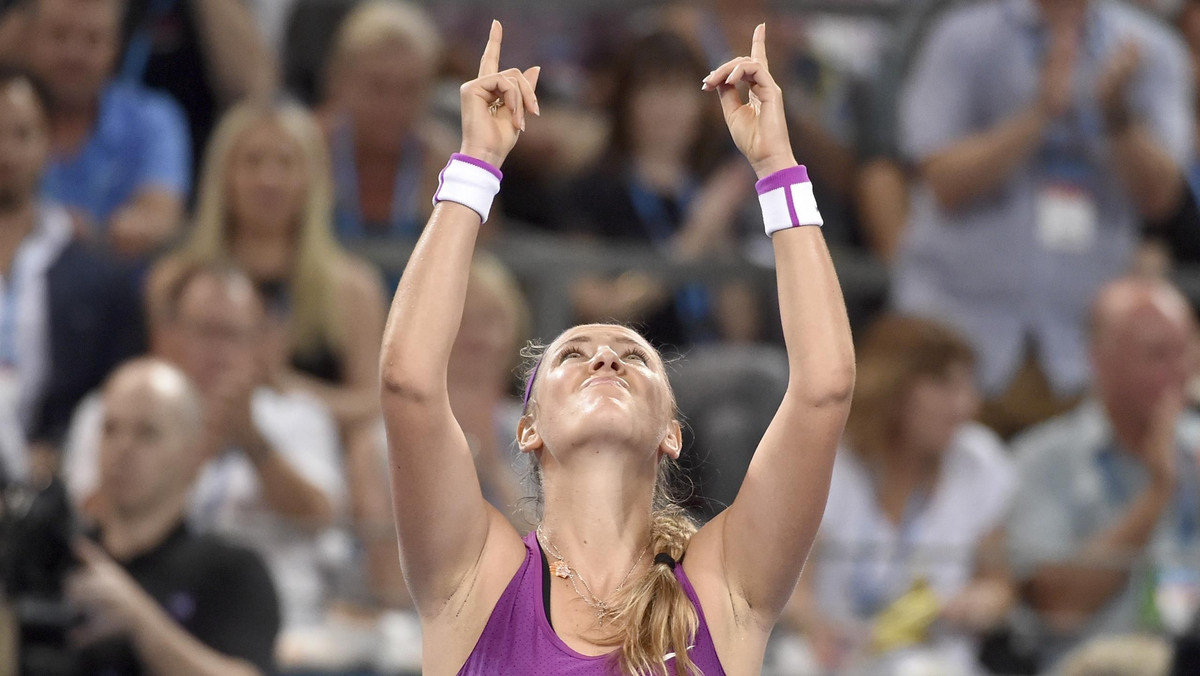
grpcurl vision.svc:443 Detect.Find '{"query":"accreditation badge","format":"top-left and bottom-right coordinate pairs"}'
top-left (1036, 183), bottom-right (1098, 254)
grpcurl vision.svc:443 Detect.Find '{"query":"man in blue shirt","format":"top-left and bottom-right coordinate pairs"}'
top-left (1007, 276), bottom-right (1200, 666)
top-left (26, 0), bottom-right (190, 257)
top-left (896, 0), bottom-right (1193, 437)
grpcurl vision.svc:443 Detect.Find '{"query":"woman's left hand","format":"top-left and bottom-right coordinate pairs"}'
top-left (702, 24), bottom-right (797, 179)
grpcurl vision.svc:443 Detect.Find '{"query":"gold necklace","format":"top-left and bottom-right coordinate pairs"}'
top-left (535, 525), bottom-right (650, 618)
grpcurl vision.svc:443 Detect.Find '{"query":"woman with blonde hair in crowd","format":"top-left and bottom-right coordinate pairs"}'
top-left (321, 0), bottom-right (457, 242)
top-left (149, 100), bottom-right (386, 430)
top-left (780, 315), bottom-right (1016, 675)
top-left (383, 21), bottom-right (855, 675)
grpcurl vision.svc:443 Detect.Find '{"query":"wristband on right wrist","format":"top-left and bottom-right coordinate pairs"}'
top-left (756, 165), bottom-right (823, 237)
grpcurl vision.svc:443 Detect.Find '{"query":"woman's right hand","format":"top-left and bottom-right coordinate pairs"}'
top-left (458, 20), bottom-right (540, 169)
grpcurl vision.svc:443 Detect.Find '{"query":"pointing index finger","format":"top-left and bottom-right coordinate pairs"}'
top-left (478, 20), bottom-right (502, 78)
top-left (751, 23), bottom-right (767, 68)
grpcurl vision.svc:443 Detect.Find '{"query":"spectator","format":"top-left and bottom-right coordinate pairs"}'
top-left (895, 0), bottom-right (1194, 438)
top-left (67, 358), bottom-right (279, 676)
top-left (781, 316), bottom-right (1015, 675)
top-left (26, 0), bottom-right (191, 257)
top-left (1058, 634), bottom-right (1172, 676)
top-left (450, 252), bottom-right (530, 517)
top-left (566, 29), bottom-right (758, 350)
top-left (148, 101), bottom-right (386, 433)
top-left (0, 67), bottom-right (143, 461)
top-left (65, 261), bottom-right (345, 639)
top-left (321, 0), bottom-right (455, 242)
top-left (1007, 276), bottom-right (1200, 665)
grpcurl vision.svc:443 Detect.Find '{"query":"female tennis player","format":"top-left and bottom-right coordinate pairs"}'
top-left (380, 21), bottom-right (855, 675)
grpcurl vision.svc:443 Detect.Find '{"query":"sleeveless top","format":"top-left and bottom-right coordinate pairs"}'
top-left (457, 531), bottom-right (726, 675)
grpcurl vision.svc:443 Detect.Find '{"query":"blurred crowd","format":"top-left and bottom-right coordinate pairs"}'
top-left (1, 0), bottom-right (1200, 674)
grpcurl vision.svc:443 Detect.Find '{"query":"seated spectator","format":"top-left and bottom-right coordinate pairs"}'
top-left (566, 29), bottom-right (759, 350)
top-left (320, 0), bottom-right (455, 242)
top-left (1008, 276), bottom-right (1200, 665)
top-left (148, 101), bottom-right (386, 433)
top-left (26, 0), bottom-right (191, 257)
top-left (0, 67), bottom-right (143, 459)
top-left (66, 358), bottom-right (279, 675)
top-left (451, 253), bottom-right (529, 516)
top-left (895, 0), bottom-right (1194, 438)
top-left (65, 261), bottom-right (345, 639)
top-left (780, 316), bottom-right (1015, 675)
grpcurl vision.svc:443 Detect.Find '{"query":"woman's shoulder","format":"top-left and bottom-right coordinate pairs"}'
top-left (333, 253), bottom-right (386, 302)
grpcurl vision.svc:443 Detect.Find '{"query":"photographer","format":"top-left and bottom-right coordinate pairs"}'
top-left (61, 358), bottom-right (278, 675)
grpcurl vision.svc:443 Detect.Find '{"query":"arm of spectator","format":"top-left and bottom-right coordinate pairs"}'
top-left (190, 0), bottom-right (276, 103)
top-left (1021, 393), bottom-right (1180, 630)
top-left (108, 189), bottom-right (184, 257)
top-left (1101, 42), bottom-right (1189, 223)
top-left (942, 527), bottom-right (1016, 632)
top-left (856, 157), bottom-right (909, 262)
top-left (780, 548), bottom-right (853, 670)
top-left (241, 427), bottom-right (334, 527)
top-left (0, 3), bottom-right (28, 64)
top-left (903, 13), bottom-right (1074, 212)
top-left (343, 421), bottom-right (411, 608)
top-left (673, 160), bottom-right (755, 259)
top-left (277, 257), bottom-right (386, 428)
top-left (570, 273), bottom-right (671, 325)
top-left (68, 540), bottom-right (263, 676)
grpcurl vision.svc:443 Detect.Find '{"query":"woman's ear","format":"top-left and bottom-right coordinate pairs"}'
top-left (657, 420), bottom-right (683, 460)
top-left (516, 415), bottom-right (543, 453)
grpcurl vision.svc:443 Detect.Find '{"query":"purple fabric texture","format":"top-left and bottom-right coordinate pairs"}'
top-left (456, 530), bottom-right (726, 675)
top-left (450, 152), bottom-right (504, 180)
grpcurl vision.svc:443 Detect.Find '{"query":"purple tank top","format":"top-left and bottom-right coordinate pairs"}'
top-left (457, 531), bottom-right (727, 675)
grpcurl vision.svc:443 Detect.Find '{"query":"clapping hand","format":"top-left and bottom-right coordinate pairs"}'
top-left (701, 24), bottom-right (797, 180)
top-left (458, 21), bottom-right (540, 169)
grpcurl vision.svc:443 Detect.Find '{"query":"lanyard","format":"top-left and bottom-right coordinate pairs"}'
top-left (625, 177), bottom-right (714, 343)
top-left (331, 120), bottom-right (424, 240)
top-left (1096, 444), bottom-right (1200, 545)
top-left (850, 488), bottom-right (933, 618)
top-left (119, 0), bottom-right (180, 83)
top-left (0, 270), bottom-right (20, 368)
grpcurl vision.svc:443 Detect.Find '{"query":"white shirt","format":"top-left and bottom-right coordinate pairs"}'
top-left (812, 423), bottom-right (1016, 675)
top-left (63, 386), bottom-right (346, 630)
top-left (0, 205), bottom-right (72, 469)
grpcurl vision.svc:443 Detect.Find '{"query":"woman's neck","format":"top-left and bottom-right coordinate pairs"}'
top-left (875, 444), bottom-right (941, 526)
top-left (230, 227), bottom-right (294, 282)
top-left (539, 446), bottom-right (657, 595)
top-left (632, 152), bottom-right (688, 195)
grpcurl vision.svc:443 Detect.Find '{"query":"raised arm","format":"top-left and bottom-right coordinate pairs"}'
top-left (379, 21), bottom-right (538, 616)
top-left (697, 24), bottom-right (855, 623)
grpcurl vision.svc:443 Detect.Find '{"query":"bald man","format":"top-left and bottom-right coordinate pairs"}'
top-left (63, 359), bottom-right (279, 676)
top-left (1007, 276), bottom-right (1200, 666)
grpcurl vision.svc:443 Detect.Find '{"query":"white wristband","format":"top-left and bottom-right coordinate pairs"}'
top-left (756, 165), bottom-right (823, 237)
top-left (432, 153), bottom-right (503, 222)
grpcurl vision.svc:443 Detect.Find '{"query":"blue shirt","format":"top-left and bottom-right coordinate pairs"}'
top-left (895, 0), bottom-right (1193, 395)
top-left (1007, 400), bottom-right (1200, 663)
top-left (41, 82), bottom-right (191, 229)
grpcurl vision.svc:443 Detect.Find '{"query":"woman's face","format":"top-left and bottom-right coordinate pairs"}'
top-left (226, 120), bottom-right (310, 236)
top-left (449, 280), bottom-right (517, 387)
top-left (336, 43), bottom-right (430, 153)
top-left (523, 324), bottom-right (678, 461)
top-left (897, 362), bottom-right (979, 458)
top-left (628, 76), bottom-right (703, 160)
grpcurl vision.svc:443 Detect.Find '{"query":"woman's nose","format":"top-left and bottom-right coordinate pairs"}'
top-left (590, 346), bottom-right (623, 372)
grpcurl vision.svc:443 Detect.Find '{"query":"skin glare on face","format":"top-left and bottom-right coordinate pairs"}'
top-left (629, 77), bottom-right (703, 160)
top-left (169, 276), bottom-right (265, 392)
top-left (0, 81), bottom-right (48, 209)
top-left (340, 43), bottom-right (430, 152)
top-left (899, 361), bottom-right (980, 458)
top-left (527, 325), bottom-right (675, 446)
top-left (226, 120), bottom-right (310, 237)
top-left (1097, 307), bottom-right (1190, 419)
top-left (98, 379), bottom-right (192, 517)
top-left (28, 0), bottom-right (119, 108)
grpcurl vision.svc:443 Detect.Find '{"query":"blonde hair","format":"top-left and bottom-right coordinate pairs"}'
top-left (329, 0), bottom-right (442, 74)
top-left (520, 336), bottom-right (702, 676)
top-left (182, 101), bottom-right (345, 360)
top-left (844, 315), bottom-right (975, 465)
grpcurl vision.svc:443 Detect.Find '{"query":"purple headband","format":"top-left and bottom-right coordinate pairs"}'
top-left (521, 354), bottom-right (543, 412)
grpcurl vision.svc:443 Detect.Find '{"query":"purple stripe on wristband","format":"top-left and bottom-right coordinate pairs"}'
top-left (755, 165), bottom-right (810, 195)
top-left (451, 153), bottom-right (503, 181)
top-left (784, 186), bottom-right (801, 228)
